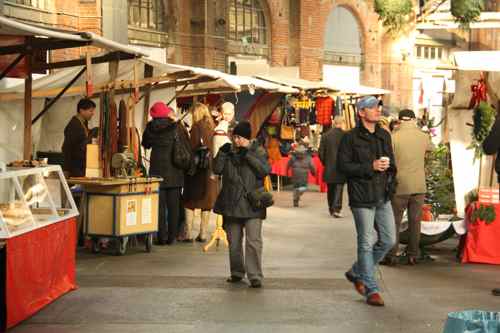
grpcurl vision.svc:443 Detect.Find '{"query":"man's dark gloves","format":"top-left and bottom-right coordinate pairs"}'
top-left (220, 143), bottom-right (232, 153)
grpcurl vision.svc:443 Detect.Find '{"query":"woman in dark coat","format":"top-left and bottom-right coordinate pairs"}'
top-left (142, 102), bottom-right (186, 245)
top-left (183, 103), bottom-right (218, 242)
top-left (213, 121), bottom-right (271, 288)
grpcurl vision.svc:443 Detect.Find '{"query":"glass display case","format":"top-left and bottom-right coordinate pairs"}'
top-left (0, 165), bottom-right (78, 238)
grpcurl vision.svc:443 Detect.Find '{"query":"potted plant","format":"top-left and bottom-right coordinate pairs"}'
top-left (425, 144), bottom-right (457, 219)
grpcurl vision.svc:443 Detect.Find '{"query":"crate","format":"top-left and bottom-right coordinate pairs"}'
top-left (478, 187), bottom-right (499, 204)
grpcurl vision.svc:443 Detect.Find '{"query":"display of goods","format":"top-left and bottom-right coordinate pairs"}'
top-left (468, 102), bottom-right (496, 160)
top-left (0, 202), bottom-right (31, 226)
top-left (478, 187), bottom-right (500, 204)
top-left (7, 160), bottom-right (46, 168)
top-left (451, 0), bottom-right (484, 28)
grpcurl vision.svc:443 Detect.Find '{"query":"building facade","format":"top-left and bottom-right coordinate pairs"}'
top-left (1, 0), bottom-right (499, 108)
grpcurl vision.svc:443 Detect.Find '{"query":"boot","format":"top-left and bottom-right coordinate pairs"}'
top-left (197, 210), bottom-right (210, 242)
top-left (184, 208), bottom-right (194, 242)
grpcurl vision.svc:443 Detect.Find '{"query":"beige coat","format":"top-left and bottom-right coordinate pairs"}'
top-left (392, 121), bottom-right (433, 195)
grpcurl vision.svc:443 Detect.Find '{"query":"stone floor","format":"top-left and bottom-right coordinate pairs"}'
top-left (11, 190), bottom-right (500, 333)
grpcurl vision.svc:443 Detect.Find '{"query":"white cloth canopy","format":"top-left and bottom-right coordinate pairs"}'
top-left (452, 51), bottom-right (500, 72)
top-left (255, 74), bottom-right (390, 95)
top-left (0, 15), bottom-right (147, 57)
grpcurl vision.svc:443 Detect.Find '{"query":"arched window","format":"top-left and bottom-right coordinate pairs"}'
top-left (128, 0), bottom-right (166, 32)
top-left (228, 0), bottom-right (267, 45)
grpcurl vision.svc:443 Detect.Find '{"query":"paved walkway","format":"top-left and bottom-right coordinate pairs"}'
top-left (12, 190), bottom-right (500, 333)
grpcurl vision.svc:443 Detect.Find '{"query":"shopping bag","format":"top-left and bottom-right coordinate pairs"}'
top-left (280, 125), bottom-right (295, 140)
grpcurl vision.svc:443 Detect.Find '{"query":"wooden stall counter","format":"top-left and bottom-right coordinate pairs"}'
top-left (69, 177), bottom-right (162, 256)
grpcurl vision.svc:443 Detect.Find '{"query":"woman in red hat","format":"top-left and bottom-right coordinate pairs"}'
top-left (142, 102), bottom-right (190, 245)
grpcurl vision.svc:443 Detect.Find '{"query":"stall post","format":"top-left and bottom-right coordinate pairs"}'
top-left (23, 51), bottom-right (32, 160)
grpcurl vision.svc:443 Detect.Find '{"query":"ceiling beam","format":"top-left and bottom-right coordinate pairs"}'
top-left (32, 51), bottom-right (135, 71)
top-left (0, 38), bottom-right (89, 56)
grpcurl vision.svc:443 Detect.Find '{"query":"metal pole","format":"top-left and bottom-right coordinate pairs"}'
top-left (0, 54), bottom-right (24, 81)
top-left (31, 67), bottom-right (86, 125)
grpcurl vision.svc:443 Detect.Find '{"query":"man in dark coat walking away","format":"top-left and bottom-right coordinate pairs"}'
top-left (319, 115), bottom-right (347, 217)
top-left (338, 96), bottom-right (397, 307)
top-left (62, 98), bottom-right (96, 177)
top-left (213, 121), bottom-right (271, 289)
top-left (482, 111), bottom-right (500, 296)
top-left (142, 102), bottom-right (188, 245)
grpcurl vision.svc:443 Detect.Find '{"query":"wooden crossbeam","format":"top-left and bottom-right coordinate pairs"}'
top-left (32, 51), bottom-right (134, 71)
top-left (0, 38), bottom-right (89, 56)
top-left (0, 75), bottom-right (218, 102)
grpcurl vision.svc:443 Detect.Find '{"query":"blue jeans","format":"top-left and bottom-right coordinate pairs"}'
top-left (351, 201), bottom-right (396, 296)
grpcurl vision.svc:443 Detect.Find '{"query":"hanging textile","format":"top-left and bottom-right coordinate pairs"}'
top-left (266, 137), bottom-right (282, 164)
top-left (109, 99), bottom-right (119, 166)
top-left (118, 99), bottom-right (129, 151)
top-left (127, 96), bottom-right (140, 167)
top-left (309, 107), bottom-right (317, 125)
top-left (468, 76), bottom-right (488, 109)
top-left (101, 93), bottom-right (110, 177)
top-left (316, 96), bottom-right (334, 126)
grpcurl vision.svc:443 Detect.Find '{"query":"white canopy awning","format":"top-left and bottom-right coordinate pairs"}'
top-left (0, 58), bottom-right (298, 101)
top-left (452, 51), bottom-right (500, 72)
top-left (255, 75), bottom-right (333, 90)
top-left (0, 15), bottom-right (147, 57)
top-left (159, 63), bottom-right (299, 96)
top-left (327, 83), bottom-right (391, 96)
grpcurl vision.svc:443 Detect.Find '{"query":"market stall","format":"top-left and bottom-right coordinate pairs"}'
top-left (0, 16), bottom-right (154, 329)
top-left (252, 74), bottom-right (390, 192)
top-left (440, 51), bottom-right (500, 264)
top-left (0, 165), bottom-right (78, 330)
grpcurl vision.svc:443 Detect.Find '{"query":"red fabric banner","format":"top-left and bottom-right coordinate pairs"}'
top-left (5, 218), bottom-right (78, 329)
top-left (462, 203), bottom-right (500, 265)
top-left (270, 155), bottom-right (327, 192)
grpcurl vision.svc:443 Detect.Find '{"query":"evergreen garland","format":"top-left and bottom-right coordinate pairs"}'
top-left (470, 204), bottom-right (496, 225)
top-left (468, 102), bottom-right (496, 160)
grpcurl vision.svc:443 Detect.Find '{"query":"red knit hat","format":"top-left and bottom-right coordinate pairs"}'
top-left (150, 102), bottom-right (174, 119)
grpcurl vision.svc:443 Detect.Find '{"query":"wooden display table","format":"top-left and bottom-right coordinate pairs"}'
top-left (69, 177), bottom-right (162, 256)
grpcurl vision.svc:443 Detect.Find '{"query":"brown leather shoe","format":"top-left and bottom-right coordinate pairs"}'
top-left (345, 271), bottom-right (366, 296)
top-left (366, 293), bottom-right (385, 306)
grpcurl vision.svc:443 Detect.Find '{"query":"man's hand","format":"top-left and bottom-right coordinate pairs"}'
top-left (373, 159), bottom-right (390, 172)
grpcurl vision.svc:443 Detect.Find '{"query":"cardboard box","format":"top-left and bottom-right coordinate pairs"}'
top-left (478, 187), bottom-right (499, 204)
top-left (86, 144), bottom-right (100, 169)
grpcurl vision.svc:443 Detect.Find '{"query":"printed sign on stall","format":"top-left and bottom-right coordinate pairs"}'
top-left (126, 200), bottom-right (137, 226)
top-left (142, 198), bottom-right (152, 225)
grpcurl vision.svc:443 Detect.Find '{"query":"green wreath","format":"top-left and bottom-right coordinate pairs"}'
top-left (468, 102), bottom-right (496, 160)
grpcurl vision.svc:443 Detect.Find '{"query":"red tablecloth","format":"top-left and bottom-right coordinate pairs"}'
top-left (3, 218), bottom-right (78, 330)
top-left (270, 155), bottom-right (327, 192)
top-left (462, 203), bottom-right (500, 265)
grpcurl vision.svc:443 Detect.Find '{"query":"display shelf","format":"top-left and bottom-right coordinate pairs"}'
top-left (0, 165), bottom-right (78, 239)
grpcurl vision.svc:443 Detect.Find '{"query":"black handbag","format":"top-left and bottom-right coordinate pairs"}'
top-left (235, 164), bottom-right (274, 211)
top-left (172, 133), bottom-right (192, 170)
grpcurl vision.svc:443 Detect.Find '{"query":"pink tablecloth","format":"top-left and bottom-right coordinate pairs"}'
top-left (270, 155), bottom-right (327, 192)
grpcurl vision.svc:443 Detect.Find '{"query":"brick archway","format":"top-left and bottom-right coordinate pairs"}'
top-left (298, 0), bottom-right (383, 87)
